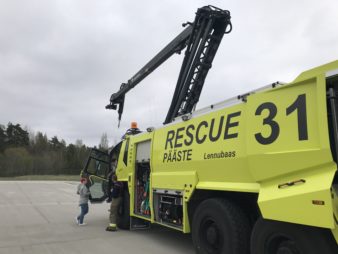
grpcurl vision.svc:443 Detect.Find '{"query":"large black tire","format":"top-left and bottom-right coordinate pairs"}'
top-left (116, 189), bottom-right (130, 230)
top-left (250, 217), bottom-right (338, 254)
top-left (192, 198), bottom-right (250, 254)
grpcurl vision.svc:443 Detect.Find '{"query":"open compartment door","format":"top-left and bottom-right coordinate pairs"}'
top-left (82, 148), bottom-right (110, 203)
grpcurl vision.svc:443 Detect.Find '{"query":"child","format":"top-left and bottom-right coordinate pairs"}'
top-left (76, 178), bottom-right (90, 225)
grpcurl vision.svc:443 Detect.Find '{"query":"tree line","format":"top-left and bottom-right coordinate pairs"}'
top-left (0, 122), bottom-right (108, 177)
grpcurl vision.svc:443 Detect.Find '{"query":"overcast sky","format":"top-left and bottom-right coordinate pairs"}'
top-left (0, 0), bottom-right (337, 147)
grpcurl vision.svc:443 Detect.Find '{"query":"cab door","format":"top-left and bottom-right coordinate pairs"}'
top-left (82, 148), bottom-right (110, 203)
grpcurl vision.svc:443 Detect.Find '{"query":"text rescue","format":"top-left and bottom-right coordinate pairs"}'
top-left (162, 111), bottom-right (241, 163)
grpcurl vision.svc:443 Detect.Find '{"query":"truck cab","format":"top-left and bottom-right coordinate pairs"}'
top-left (81, 126), bottom-right (154, 228)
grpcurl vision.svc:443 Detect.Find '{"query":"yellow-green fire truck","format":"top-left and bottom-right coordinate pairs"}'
top-left (82, 5), bottom-right (338, 254)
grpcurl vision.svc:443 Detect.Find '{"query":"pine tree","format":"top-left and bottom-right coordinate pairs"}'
top-left (6, 123), bottom-right (29, 148)
top-left (0, 124), bottom-right (7, 152)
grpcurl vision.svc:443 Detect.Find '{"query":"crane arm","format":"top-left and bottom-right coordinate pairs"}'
top-left (105, 25), bottom-right (193, 124)
top-left (106, 5), bottom-right (232, 126)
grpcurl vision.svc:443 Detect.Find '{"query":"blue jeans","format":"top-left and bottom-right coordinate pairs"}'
top-left (77, 203), bottom-right (89, 224)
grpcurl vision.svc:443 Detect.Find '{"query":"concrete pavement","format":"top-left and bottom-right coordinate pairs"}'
top-left (0, 181), bottom-right (194, 254)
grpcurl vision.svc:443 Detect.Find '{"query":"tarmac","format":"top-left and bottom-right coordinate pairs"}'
top-left (0, 181), bottom-right (194, 254)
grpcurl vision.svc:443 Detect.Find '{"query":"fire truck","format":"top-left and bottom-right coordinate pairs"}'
top-left (82, 5), bottom-right (338, 254)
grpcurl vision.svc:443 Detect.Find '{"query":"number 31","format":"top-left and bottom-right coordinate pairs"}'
top-left (255, 94), bottom-right (308, 145)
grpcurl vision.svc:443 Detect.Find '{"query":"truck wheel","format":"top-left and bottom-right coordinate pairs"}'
top-left (250, 218), bottom-right (338, 254)
top-left (116, 189), bottom-right (130, 229)
top-left (192, 198), bottom-right (250, 254)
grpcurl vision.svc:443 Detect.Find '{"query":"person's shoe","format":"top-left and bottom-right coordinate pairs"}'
top-left (75, 217), bottom-right (79, 225)
top-left (105, 224), bottom-right (117, 231)
top-left (79, 223), bottom-right (87, 226)
top-left (105, 226), bottom-right (117, 231)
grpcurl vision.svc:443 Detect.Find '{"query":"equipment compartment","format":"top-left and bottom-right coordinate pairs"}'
top-left (153, 189), bottom-right (183, 228)
top-left (134, 162), bottom-right (151, 217)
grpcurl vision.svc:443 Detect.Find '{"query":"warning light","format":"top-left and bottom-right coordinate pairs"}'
top-left (131, 122), bottom-right (138, 129)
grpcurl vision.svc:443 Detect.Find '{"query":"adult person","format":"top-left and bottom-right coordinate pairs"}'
top-left (76, 177), bottom-right (90, 226)
top-left (106, 174), bottom-right (124, 231)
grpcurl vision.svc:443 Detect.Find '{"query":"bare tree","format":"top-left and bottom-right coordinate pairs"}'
top-left (99, 133), bottom-right (109, 151)
top-left (24, 125), bottom-right (35, 147)
top-left (75, 139), bottom-right (84, 147)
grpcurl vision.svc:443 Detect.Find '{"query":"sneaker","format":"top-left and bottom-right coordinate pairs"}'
top-left (105, 226), bottom-right (117, 231)
top-left (75, 217), bottom-right (79, 225)
top-left (79, 223), bottom-right (87, 226)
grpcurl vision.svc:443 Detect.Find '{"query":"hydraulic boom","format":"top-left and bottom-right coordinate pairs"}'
top-left (106, 5), bottom-right (232, 125)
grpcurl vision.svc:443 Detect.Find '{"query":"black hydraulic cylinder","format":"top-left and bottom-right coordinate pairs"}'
top-left (164, 6), bottom-right (231, 124)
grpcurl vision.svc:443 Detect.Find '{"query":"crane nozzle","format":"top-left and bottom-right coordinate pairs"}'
top-left (105, 103), bottom-right (117, 110)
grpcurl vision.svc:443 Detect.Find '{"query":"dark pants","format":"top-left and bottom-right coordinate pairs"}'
top-left (110, 196), bottom-right (122, 225)
top-left (77, 203), bottom-right (89, 224)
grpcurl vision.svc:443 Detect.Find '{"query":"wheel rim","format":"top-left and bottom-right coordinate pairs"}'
top-left (199, 217), bottom-right (223, 253)
top-left (265, 234), bottom-right (300, 254)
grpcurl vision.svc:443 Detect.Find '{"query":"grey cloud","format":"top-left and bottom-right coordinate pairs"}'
top-left (0, 0), bottom-right (337, 146)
